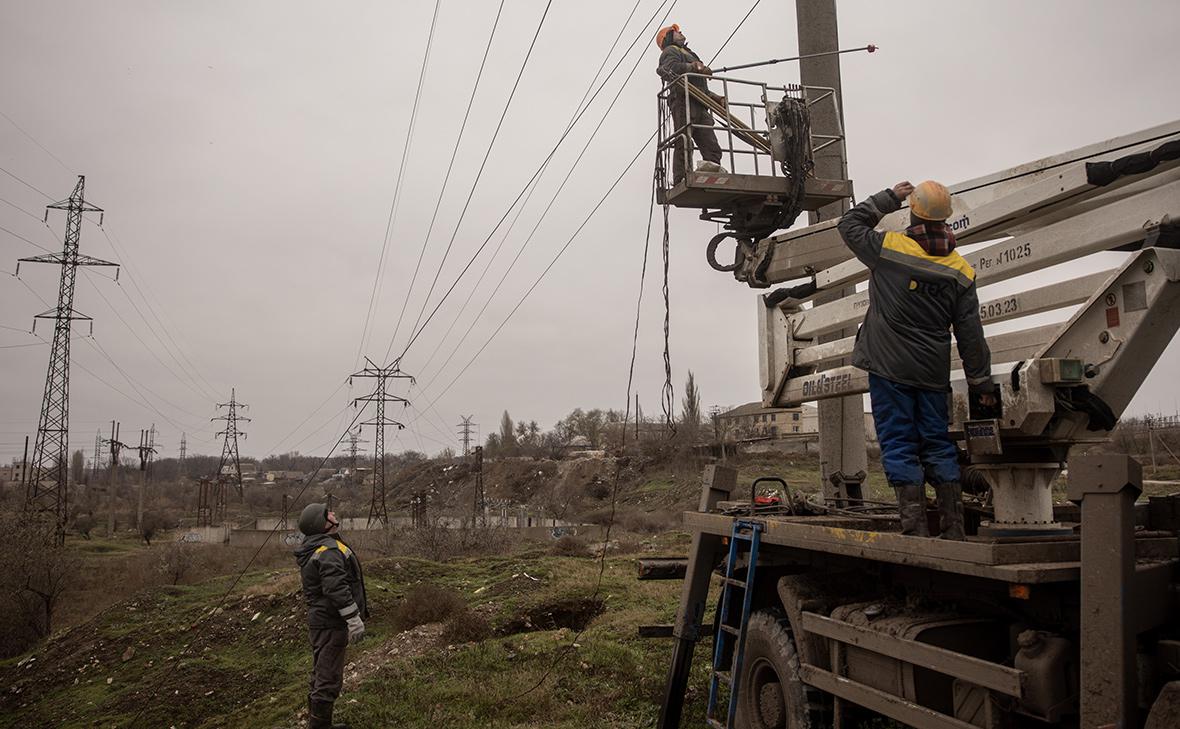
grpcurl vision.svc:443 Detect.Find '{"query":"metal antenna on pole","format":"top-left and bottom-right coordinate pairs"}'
top-left (350, 357), bottom-right (413, 527)
top-left (212, 388), bottom-right (250, 498)
top-left (16, 176), bottom-right (118, 544)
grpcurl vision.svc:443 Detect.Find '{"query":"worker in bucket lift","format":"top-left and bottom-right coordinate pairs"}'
top-left (837, 180), bottom-right (997, 540)
top-left (655, 23), bottom-right (727, 181)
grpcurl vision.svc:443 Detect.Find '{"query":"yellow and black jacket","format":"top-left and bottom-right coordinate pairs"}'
top-left (837, 189), bottom-right (992, 393)
top-left (294, 533), bottom-right (368, 629)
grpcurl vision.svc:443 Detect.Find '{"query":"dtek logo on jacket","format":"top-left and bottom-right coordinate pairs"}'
top-left (907, 278), bottom-right (949, 296)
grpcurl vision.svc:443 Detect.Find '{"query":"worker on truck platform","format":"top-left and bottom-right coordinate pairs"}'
top-left (837, 180), bottom-right (996, 540)
top-left (655, 24), bottom-right (727, 181)
top-left (294, 503), bottom-right (369, 729)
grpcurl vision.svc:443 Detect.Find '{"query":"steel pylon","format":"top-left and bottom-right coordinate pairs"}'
top-left (16, 176), bottom-right (118, 543)
top-left (212, 388), bottom-right (250, 497)
top-left (351, 357), bottom-right (413, 527)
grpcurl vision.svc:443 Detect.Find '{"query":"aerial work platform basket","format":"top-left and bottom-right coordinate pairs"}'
top-left (655, 74), bottom-right (852, 253)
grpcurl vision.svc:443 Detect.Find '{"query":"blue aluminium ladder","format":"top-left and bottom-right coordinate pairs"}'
top-left (705, 519), bottom-right (764, 729)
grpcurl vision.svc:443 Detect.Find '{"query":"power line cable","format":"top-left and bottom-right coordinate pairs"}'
top-left (414, 0), bottom-right (676, 392)
top-left (352, 0), bottom-right (443, 370)
top-left (96, 225), bottom-right (222, 401)
top-left (260, 378), bottom-right (349, 456)
top-left (0, 163), bottom-right (54, 201)
top-left (0, 223), bottom-right (54, 253)
top-left (385, 0), bottom-right (507, 356)
top-left (418, 134), bottom-right (653, 414)
top-left (393, 0), bottom-right (677, 363)
top-left (414, 0), bottom-right (762, 417)
top-left (410, 0), bottom-right (648, 375)
top-left (0, 109), bottom-right (73, 174)
top-left (78, 271), bottom-right (213, 404)
top-left (390, 0), bottom-right (555, 363)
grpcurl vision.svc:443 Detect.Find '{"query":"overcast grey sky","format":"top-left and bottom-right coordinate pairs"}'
top-left (2, 0), bottom-right (1179, 463)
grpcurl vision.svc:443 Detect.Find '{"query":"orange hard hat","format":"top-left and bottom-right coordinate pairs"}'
top-left (655, 24), bottom-right (680, 50)
top-left (910, 180), bottom-right (953, 221)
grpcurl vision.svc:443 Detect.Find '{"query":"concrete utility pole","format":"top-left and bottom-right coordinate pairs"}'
top-left (457, 415), bottom-right (476, 457)
top-left (135, 428), bottom-right (157, 533)
top-left (472, 445), bottom-right (485, 527)
top-left (795, 0), bottom-right (868, 499)
top-left (351, 357), bottom-right (413, 527)
top-left (103, 421), bottom-right (128, 537)
top-left (16, 176), bottom-right (118, 544)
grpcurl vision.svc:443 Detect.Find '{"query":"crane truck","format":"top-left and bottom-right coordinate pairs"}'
top-left (650, 70), bottom-right (1180, 729)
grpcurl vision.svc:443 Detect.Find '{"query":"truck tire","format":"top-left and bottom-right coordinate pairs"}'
top-left (734, 610), bottom-right (827, 729)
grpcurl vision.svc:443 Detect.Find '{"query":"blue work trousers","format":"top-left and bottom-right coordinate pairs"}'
top-left (868, 373), bottom-right (960, 487)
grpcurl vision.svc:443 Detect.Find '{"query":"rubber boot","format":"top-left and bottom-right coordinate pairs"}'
top-left (934, 482), bottom-right (967, 541)
top-left (308, 698), bottom-right (351, 729)
top-left (895, 484), bottom-right (929, 537)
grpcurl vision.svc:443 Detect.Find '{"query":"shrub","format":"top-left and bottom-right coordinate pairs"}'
top-left (391, 584), bottom-right (467, 632)
top-left (441, 609), bottom-right (492, 644)
top-left (157, 542), bottom-right (197, 584)
top-left (550, 535), bottom-right (588, 557)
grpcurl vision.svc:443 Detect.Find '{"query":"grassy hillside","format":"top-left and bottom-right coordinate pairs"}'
top-left (0, 536), bottom-right (717, 728)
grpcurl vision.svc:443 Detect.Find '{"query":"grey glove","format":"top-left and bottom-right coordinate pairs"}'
top-left (346, 615), bottom-right (365, 643)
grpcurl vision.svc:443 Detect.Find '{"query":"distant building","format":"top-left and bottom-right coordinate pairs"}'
top-left (0, 460), bottom-right (28, 485)
top-left (718, 402), bottom-right (817, 439)
top-left (719, 402), bottom-right (877, 444)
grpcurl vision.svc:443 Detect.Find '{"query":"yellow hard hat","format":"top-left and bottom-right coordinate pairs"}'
top-left (909, 180), bottom-right (953, 221)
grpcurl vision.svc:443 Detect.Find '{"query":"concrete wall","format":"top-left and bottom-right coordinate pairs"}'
top-left (175, 525), bottom-right (231, 544)
top-left (228, 523), bottom-right (604, 550)
top-left (253, 513), bottom-right (579, 532)
top-left (741, 435), bottom-right (820, 455)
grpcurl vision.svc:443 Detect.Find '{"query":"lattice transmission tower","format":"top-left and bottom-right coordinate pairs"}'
top-left (457, 415), bottom-right (476, 456)
top-left (212, 389), bottom-right (250, 497)
top-left (178, 432), bottom-right (187, 482)
top-left (350, 358), bottom-right (412, 527)
top-left (344, 428), bottom-right (367, 483)
top-left (15, 176), bottom-right (118, 543)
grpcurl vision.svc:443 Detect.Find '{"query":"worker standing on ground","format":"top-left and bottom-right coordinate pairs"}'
top-left (655, 24), bottom-right (726, 181)
top-left (837, 180), bottom-right (996, 540)
top-left (294, 503), bottom-right (369, 729)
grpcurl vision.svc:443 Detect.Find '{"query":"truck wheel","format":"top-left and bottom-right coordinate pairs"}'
top-left (734, 610), bottom-right (826, 729)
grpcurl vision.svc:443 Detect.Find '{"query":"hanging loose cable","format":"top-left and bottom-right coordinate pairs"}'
top-left (660, 203), bottom-right (676, 437)
top-left (622, 169), bottom-right (659, 442)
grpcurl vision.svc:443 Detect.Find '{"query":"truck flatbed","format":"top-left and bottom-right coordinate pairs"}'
top-left (684, 511), bottom-right (1179, 584)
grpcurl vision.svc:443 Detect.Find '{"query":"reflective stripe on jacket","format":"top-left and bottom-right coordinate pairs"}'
top-left (837, 189), bottom-right (992, 392)
top-left (294, 533), bottom-right (369, 629)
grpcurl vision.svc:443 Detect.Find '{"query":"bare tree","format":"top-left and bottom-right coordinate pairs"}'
top-left (0, 519), bottom-right (81, 640)
top-left (157, 542), bottom-right (197, 585)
